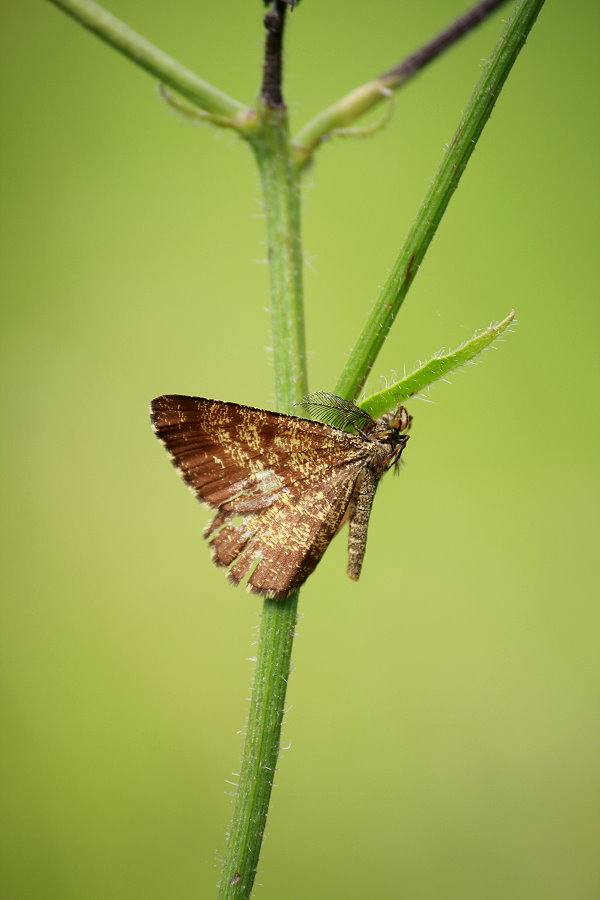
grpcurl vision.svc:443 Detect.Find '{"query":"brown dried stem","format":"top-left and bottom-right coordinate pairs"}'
top-left (260, 0), bottom-right (289, 107)
top-left (292, 0), bottom-right (511, 164)
top-left (381, 0), bottom-right (511, 84)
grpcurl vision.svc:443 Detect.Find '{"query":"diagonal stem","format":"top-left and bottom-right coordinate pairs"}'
top-left (335, 0), bottom-right (546, 403)
top-left (46, 0), bottom-right (248, 122)
top-left (293, 0), bottom-right (511, 162)
top-left (380, 0), bottom-right (511, 85)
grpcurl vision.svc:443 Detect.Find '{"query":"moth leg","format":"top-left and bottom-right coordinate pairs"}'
top-left (347, 467), bottom-right (380, 581)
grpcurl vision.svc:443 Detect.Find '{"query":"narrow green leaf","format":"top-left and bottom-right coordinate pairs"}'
top-left (359, 310), bottom-right (515, 419)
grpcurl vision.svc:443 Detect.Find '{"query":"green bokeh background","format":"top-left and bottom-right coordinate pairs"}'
top-left (2, 2), bottom-right (598, 898)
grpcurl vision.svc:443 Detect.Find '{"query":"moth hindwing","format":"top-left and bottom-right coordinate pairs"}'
top-left (150, 393), bottom-right (410, 599)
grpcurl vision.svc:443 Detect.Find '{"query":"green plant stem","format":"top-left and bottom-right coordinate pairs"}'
top-left (292, 0), bottom-right (510, 165)
top-left (218, 103), bottom-right (307, 900)
top-left (250, 104), bottom-right (308, 411)
top-left (335, 0), bottom-right (546, 403)
top-left (218, 595), bottom-right (299, 899)
top-left (46, 0), bottom-right (248, 122)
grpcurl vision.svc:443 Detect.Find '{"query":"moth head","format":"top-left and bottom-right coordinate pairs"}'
top-left (389, 405), bottom-right (412, 433)
top-left (374, 405), bottom-right (412, 441)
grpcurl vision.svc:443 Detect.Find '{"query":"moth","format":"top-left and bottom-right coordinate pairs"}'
top-left (150, 392), bottom-right (411, 600)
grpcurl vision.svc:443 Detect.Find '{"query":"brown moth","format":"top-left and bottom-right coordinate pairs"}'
top-left (150, 392), bottom-right (411, 600)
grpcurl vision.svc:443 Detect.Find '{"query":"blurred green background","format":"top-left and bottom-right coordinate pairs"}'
top-left (1, 1), bottom-right (598, 898)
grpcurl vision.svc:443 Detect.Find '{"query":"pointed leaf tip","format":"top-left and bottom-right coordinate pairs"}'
top-left (359, 310), bottom-right (516, 419)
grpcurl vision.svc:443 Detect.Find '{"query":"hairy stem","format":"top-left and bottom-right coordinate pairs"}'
top-left (219, 81), bottom-right (307, 900)
top-left (219, 595), bottom-right (299, 899)
top-left (218, 14), bottom-right (305, 890)
top-left (47, 0), bottom-right (248, 122)
top-left (335, 0), bottom-right (546, 402)
top-left (251, 107), bottom-right (308, 412)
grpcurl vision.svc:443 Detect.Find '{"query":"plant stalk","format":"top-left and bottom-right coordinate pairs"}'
top-left (251, 105), bottom-right (308, 412)
top-left (46, 0), bottom-right (248, 121)
top-left (218, 594), bottom-right (299, 899)
top-left (218, 103), bottom-right (308, 900)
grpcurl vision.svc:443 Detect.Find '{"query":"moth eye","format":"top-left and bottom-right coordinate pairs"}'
top-left (398, 407), bottom-right (411, 432)
top-left (386, 406), bottom-right (411, 433)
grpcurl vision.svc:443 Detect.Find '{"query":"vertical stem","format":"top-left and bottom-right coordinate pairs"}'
top-left (252, 104), bottom-right (308, 411)
top-left (219, 596), bottom-right (299, 898)
top-left (218, 105), bottom-right (307, 898)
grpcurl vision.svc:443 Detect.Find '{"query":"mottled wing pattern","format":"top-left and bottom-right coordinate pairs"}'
top-left (220, 462), bottom-right (361, 599)
top-left (150, 395), bottom-right (371, 599)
